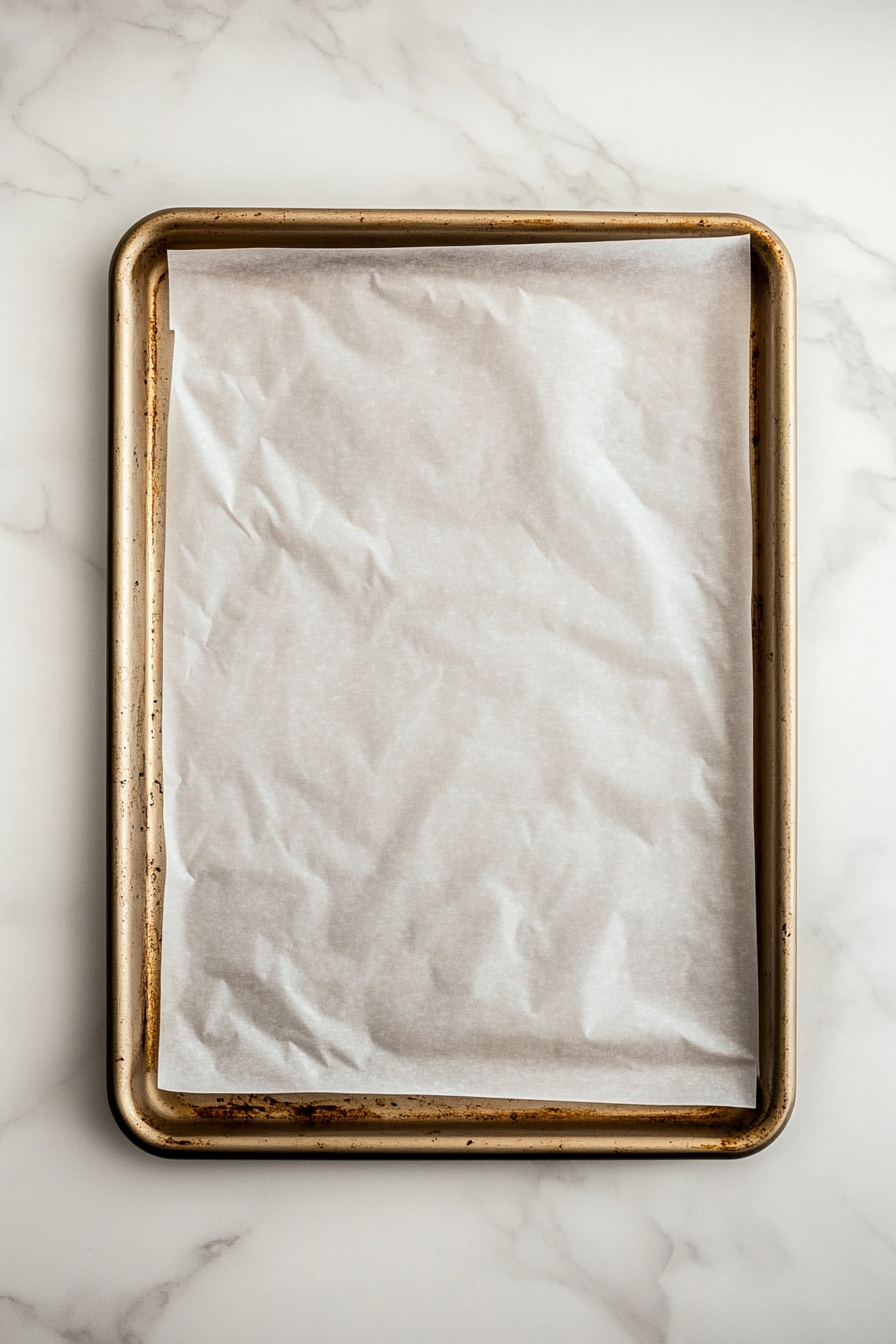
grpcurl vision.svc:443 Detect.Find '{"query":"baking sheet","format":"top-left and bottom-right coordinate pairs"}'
top-left (156, 236), bottom-right (758, 1105)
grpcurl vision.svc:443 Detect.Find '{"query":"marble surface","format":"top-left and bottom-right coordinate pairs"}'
top-left (1, 0), bottom-right (895, 1339)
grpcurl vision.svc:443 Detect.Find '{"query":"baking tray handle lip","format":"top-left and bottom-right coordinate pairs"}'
top-left (108, 206), bottom-right (799, 270)
top-left (103, 1077), bottom-right (797, 1160)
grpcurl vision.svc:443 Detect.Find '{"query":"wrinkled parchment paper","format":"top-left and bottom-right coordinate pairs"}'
top-left (157, 237), bottom-right (758, 1105)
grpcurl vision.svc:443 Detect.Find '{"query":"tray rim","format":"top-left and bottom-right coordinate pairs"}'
top-left (108, 207), bottom-right (796, 1157)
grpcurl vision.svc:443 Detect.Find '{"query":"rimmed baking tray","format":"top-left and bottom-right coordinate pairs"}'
top-left (109, 209), bottom-right (795, 1156)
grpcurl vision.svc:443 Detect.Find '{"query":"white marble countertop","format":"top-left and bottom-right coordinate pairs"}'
top-left (2, 1), bottom-right (895, 1340)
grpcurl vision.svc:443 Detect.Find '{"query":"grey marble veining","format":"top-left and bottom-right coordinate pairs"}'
top-left (1, 0), bottom-right (895, 1339)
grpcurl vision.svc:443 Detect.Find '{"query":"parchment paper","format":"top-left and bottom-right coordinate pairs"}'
top-left (157, 236), bottom-right (758, 1105)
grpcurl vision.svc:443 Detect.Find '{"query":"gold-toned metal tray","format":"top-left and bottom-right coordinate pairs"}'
top-left (109, 209), bottom-right (795, 1156)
